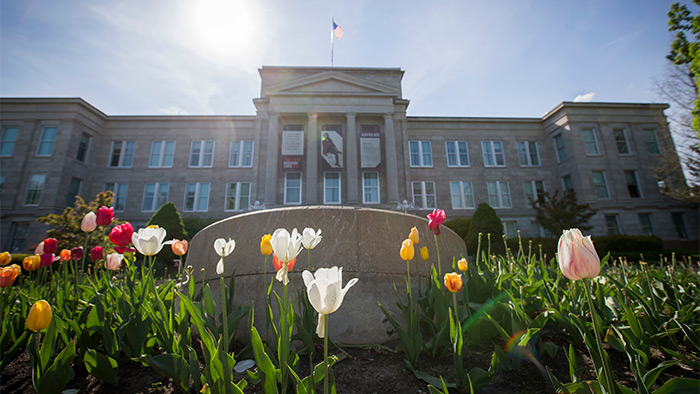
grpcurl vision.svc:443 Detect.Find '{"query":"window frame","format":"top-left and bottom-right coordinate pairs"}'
top-left (189, 140), bottom-right (215, 168)
top-left (445, 141), bottom-right (470, 167)
top-left (553, 134), bottom-right (567, 162)
top-left (581, 128), bottom-right (600, 155)
top-left (482, 141), bottom-right (506, 167)
top-left (24, 174), bottom-right (47, 206)
top-left (66, 177), bottom-right (82, 207)
top-left (323, 172), bottom-right (341, 205)
top-left (486, 180), bottom-right (512, 208)
top-left (411, 181), bottom-right (437, 210)
top-left (613, 128), bottom-right (631, 155)
top-left (624, 170), bottom-right (642, 198)
top-left (36, 127), bottom-right (57, 157)
top-left (671, 212), bottom-right (688, 239)
top-left (1, 127), bottom-right (19, 157)
top-left (561, 174), bottom-right (574, 192)
top-left (409, 140), bottom-right (433, 167)
top-left (516, 141), bottom-right (540, 166)
top-left (284, 173), bottom-right (302, 205)
top-left (605, 214), bottom-right (621, 235)
top-left (183, 182), bottom-right (210, 212)
top-left (142, 182), bottom-right (170, 212)
top-left (591, 170), bottom-right (610, 199)
top-left (76, 133), bottom-right (92, 163)
top-left (362, 172), bottom-right (380, 204)
top-left (449, 181), bottom-right (475, 210)
top-left (104, 182), bottom-right (129, 212)
top-left (638, 213), bottom-right (654, 236)
top-left (523, 180), bottom-right (546, 206)
top-left (229, 140), bottom-right (254, 168)
top-left (149, 140), bottom-right (176, 168)
top-left (9, 222), bottom-right (30, 253)
top-left (643, 129), bottom-right (661, 155)
top-left (109, 141), bottom-right (135, 168)
top-left (224, 182), bottom-right (251, 212)
top-left (503, 221), bottom-right (518, 239)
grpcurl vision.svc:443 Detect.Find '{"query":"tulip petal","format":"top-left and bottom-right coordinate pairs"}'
top-left (302, 270), bottom-right (314, 288)
top-left (316, 314), bottom-right (326, 338)
top-left (216, 258), bottom-right (224, 275)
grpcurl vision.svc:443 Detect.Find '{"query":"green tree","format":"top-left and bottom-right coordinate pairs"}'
top-left (667, 1), bottom-right (700, 134)
top-left (531, 191), bottom-right (596, 237)
top-left (146, 202), bottom-right (188, 270)
top-left (465, 203), bottom-right (504, 255)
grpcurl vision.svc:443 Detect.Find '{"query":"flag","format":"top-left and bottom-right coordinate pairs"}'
top-left (332, 20), bottom-right (344, 40)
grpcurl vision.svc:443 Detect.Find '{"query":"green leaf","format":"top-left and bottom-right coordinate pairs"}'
top-left (250, 325), bottom-right (279, 394)
top-left (643, 360), bottom-right (681, 389)
top-left (144, 353), bottom-right (189, 392)
top-left (558, 380), bottom-right (604, 394)
top-left (36, 342), bottom-right (76, 394)
top-left (652, 378), bottom-right (700, 394)
top-left (84, 348), bottom-right (119, 385)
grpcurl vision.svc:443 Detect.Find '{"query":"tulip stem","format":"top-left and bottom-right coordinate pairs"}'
top-left (582, 278), bottom-right (615, 393)
top-left (323, 314), bottom-right (329, 394)
top-left (281, 266), bottom-right (290, 394)
top-left (220, 275), bottom-right (229, 353)
top-left (307, 249), bottom-right (311, 272)
top-left (434, 234), bottom-right (442, 277)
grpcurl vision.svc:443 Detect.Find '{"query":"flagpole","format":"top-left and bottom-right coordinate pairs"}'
top-left (331, 18), bottom-right (335, 67)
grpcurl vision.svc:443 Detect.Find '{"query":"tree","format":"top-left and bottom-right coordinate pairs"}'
top-left (531, 191), bottom-right (596, 237)
top-left (667, 1), bottom-right (700, 134)
top-left (465, 203), bottom-right (504, 255)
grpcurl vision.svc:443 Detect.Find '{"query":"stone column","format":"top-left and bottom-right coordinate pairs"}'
top-left (384, 113), bottom-right (399, 204)
top-left (264, 114), bottom-right (279, 205)
top-left (306, 113), bottom-right (319, 204)
top-left (346, 113), bottom-right (359, 204)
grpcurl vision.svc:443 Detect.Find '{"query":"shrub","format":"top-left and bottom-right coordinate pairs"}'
top-left (465, 203), bottom-right (504, 255)
top-left (182, 217), bottom-right (219, 239)
top-left (146, 202), bottom-right (188, 273)
top-left (444, 217), bottom-right (471, 241)
top-left (592, 235), bottom-right (663, 255)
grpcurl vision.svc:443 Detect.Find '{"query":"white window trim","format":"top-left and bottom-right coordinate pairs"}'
top-left (76, 133), bottom-right (92, 163)
top-left (643, 128), bottom-right (661, 155)
top-left (0, 127), bottom-right (19, 157)
top-left (362, 172), bottom-right (380, 204)
top-left (149, 140), bottom-right (176, 168)
top-left (482, 141), bottom-right (506, 167)
top-left (450, 181), bottom-right (475, 210)
top-left (229, 140), bottom-right (254, 168)
top-left (517, 141), bottom-right (541, 166)
top-left (24, 174), bottom-right (46, 206)
top-left (323, 172), bottom-right (341, 205)
top-left (409, 140), bottom-right (433, 168)
top-left (189, 140), bottom-right (215, 168)
top-left (109, 141), bottom-right (134, 168)
top-left (561, 175), bottom-right (574, 192)
top-left (284, 173), bottom-right (302, 205)
top-left (36, 127), bottom-right (57, 157)
top-left (523, 180), bottom-right (546, 206)
top-left (412, 181), bottom-right (437, 210)
top-left (592, 171), bottom-right (610, 199)
top-left (104, 182), bottom-right (128, 212)
top-left (142, 182), bottom-right (169, 212)
top-left (553, 134), bottom-right (566, 163)
top-left (224, 182), bottom-right (251, 211)
top-left (613, 128), bottom-right (632, 155)
top-left (581, 128), bottom-right (600, 156)
top-left (445, 141), bottom-right (470, 167)
top-left (487, 181), bottom-right (512, 208)
top-left (625, 170), bottom-right (643, 198)
top-left (183, 182), bottom-right (210, 212)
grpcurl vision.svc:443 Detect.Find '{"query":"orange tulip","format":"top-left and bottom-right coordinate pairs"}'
top-left (22, 255), bottom-right (40, 271)
top-left (0, 264), bottom-right (20, 287)
top-left (272, 253), bottom-right (296, 272)
top-left (444, 272), bottom-right (463, 293)
top-left (400, 239), bottom-right (414, 261)
top-left (409, 227), bottom-right (419, 245)
top-left (59, 249), bottom-right (72, 262)
top-left (0, 251), bottom-right (11, 266)
top-left (260, 234), bottom-right (273, 256)
top-left (457, 258), bottom-right (468, 272)
top-left (26, 300), bottom-right (52, 331)
top-left (171, 239), bottom-right (188, 256)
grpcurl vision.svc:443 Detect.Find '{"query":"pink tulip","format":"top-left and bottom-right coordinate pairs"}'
top-left (81, 212), bottom-right (97, 232)
top-left (96, 206), bottom-right (113, 227)
top-left (427, 209), bottom-right (446, 235)
top-left (39, 253), bottom-right (55, 268)
top-left (71, 247), bottom-right (84, 260)
top-left (35, 241), bottom-right (44, 255)
top-left (557, 228), bottom-right (600, 281)
top-left (90, 246), bottom-right (104, 262)
top-left (104, 253), bottom-right (124, 271)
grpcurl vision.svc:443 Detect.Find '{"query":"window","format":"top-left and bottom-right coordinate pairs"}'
top-left (503, 221), bottom-right (518, 239)
top-left (324, 172), bottom-right (341, 204)
top-left (643, 129), bottom-right (660, 155)
top-left (671, 212), bottom-right (688, 239)
top-left (24, 174), bottom-right (46, 205)
top-left (284, 173), bottom-right (302, 205)
top-left (1, 127), bottom-right (19, 156)
top-left (409, 141), bottom-right (433, 167)
top-left (189, 140), bottom-right (215, 167)
top-left (446, 141), bottom-right (469, 167)
top-left (613, 128), bottom-right (630, 154)
top-left (657, 179), bottom-right (668, 194)
top-left (605, 215), bottom-right (620, 235)
top-left (66, 177), bottom-right (82, 207)
top-left (109, 141), bottom-right (135, 167)
top-left (225, 182), bottom-right (251, 211)
top-left (229, 140), bottom-right (254, 168)
top-left (591, 171), bottom-right (609, 199)
top-left (530, 221), bottom-right (552, 238)
top-left (149, 141), bottom-right (175, 168)
top-left (624, 170), bottom-right (641, 198)
top-left (9, 223), bottom-right (30, 253)
top-left (76, 133), bottom-right (91, 162)
top-left (487, 181), bottom-right (511, 208)
top-left (523, 180), bottom-right (545, 206)
top-left (450, 181), bottom-right (474, 209)
top-left (36, 127), bottom-right (57, 156)
top-left (638, 213), bottom-right (654, 236)
top-left (482, 141), bottom-right (506, 167)
top-left (104, 183), bottom-right (129, 211)
top-left (581, 128), bottom-right (599, 155)
top-left (562, 175), bottom-right (574, 192)
top-left (184, 182), bottom-right (210, 212)
top-left (362, 172), bottom-right (380, 204)
top-left (553, 134), bottom-right (567, 162)
top-left (517, 141), bottom-right (540, 166)
top-left (142, 183), bottom-right (169, 212)
top-left (412, 181), bottom-right (436, 209)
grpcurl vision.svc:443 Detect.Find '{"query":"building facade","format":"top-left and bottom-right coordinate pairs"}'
top-left (1, 66), bottom-right (697, 252)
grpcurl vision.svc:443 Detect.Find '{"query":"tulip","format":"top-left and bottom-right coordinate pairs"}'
top-left (81, 211), bottom-right (97, 232)
top-left (0, 264), bottom-right (21, 287)
top-left (420, 246), bottom-right (429, 261)
top-left (427, 209), bottom-right (446, 235)
top-left (110, 222), bottom-right (134, 249)
top-left (409, 227), bottom-right (419, 245)
top-left (270, 228), bottom-right (303, 285)
top-left (213, 238), bottom-right (236, 275)
top-left (71, 247), bottom-right (84, 260)
top-left (96, 206), bottom-right (113, 226)
top-left (90, 246), bottom-right (104, 262)
top-left (59, 249), bottom-right (71, 262)
top-left (444, 272), bottom-right (463, 293)
top-left (23, 255), bottom-right (40, 271)
top-left (42, 238), bottom-right (58, 255)
top-left (26, 300), bottom-right (52, 331)
top-left (171, 239), bottom-right (188, 256)
top-left (104, 253), bottom-right (124, 271)
top-left (302, 228), bottom-right (323, 249)
top-left (260, 234), bottom-right (272, 256)
top-left (557, 228), bottom-right (600, 281)
top-left (35, 241), bottom-right (44, 255)
top-left (273, 253), bottom-right (296, 273)
top-left (0, 251), bottom-right (11, 266)
top-left (303, 266), bottom-right (358, 337)
top-left (132, 225), bottom-right (168, 256)
top-left (457, 258), bottom-right (468, 272)
top-left (400, 239), bottom-right (414, 261)
top-left (39, 253), bottom-right (55, 268)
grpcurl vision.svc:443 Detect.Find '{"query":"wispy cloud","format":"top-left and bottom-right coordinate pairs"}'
top-left (573, 92), bottom-right (596, 102)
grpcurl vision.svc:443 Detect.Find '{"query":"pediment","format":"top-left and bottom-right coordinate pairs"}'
top-left (264, 71), bottom-right (400, 97)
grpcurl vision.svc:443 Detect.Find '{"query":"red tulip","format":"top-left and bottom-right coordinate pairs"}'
top-left (272, 253), bottom-right (296, 272)
top-left (90, 246), bottom-right (104, 262)
top-left (42, 238), bottom-right (58, 254)
top-left (39, 253), bottom-right (55, 268)
top-left (71, 247), bottom-right (84, 260)
top-left (427, 209), bottom-right (446, 235)
top-left (96, 206), bottom-right (113, 227)
top-left (109, 223), bottom-right (134, 248)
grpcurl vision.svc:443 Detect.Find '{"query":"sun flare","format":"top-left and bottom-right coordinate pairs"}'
top-left (189, 0), bottom-right (260, 63)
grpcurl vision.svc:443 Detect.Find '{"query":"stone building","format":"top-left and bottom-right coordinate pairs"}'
top-left (1, 66), bottom-right (697, 252)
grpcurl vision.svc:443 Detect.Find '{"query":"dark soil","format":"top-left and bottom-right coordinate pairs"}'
top-left (2, 331), bottom-right (696, 393)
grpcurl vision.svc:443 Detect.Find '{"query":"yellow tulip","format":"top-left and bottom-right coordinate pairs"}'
top-left (444, 272), bottom-right (463, 293)
top-left (22, 255), bottom-right (40, 271)
top-left (457, 258), bottom-right (468, 272)
top-left (26, 300), bottom-right (52, 331)
top-left (260, 234), bottom-right (273, 256)
top-left (0, 251), bottom-right (10, 266)
top-left (409, 227), bottom-right (419, 245)
top-left (420, 246), bottom-right (429, 261)
top-left (400, 239), bottom-right (414, 261)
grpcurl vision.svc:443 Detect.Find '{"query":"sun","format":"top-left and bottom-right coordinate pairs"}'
top-left (189, 0), bottom-right (260, 63)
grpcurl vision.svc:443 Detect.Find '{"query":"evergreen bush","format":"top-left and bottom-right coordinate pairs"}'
top-left (444, 216), bottom-right (471, 241)
top-left (146, 202), bottom-right (188, 273)
top-left (465, 203), bottom-right (504, 255)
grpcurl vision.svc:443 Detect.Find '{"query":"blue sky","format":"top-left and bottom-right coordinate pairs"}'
top-left (0, 1), bottom-right (689, 118)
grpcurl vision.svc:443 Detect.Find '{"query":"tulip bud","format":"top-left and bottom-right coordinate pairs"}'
top-left (444, 272), bottom-right (463, 293)
top-left (427, 209), bottom-right (446, 236)
top-left (39, 253), bottom-right (55, 268)
top-left (104, 253), bottom-right (124, 271)
top-left (420, 246), bottom-right (429, 261)
top-left (171, 239), bottom-right (188, 256)
top-left (96, 206), bottom-right (114, 227)
top-left (0, 264), bottom-right (21, 288)
top-left (59, 249), bottom-right (71, 262)
top-left (90, 246), bottom-right (104, 262)
top-left (457, 258), bottom-right (468, 272)
top-left (557, 228), bottom-right (600, 281)
top-left (409, 227), bottom-right (419, 245)
top-left (0, 251), bottom-right (11, 266)
top-left (109, 222), bottom-right (134, 248)
top-left (260, 234), bottom-right (272, 256)
top-left (71, 247), bottom-right (84, 260)
top-left (35, 241), bottom-right (44, 255)
top-left (42, 238), bottom-right (58, 255)
top-left (400, 239), bottom-right (415, 261)
top-left (81, 211), bottom-right (97, 232)
top-left (26, 300), bottom-right (52, 331)
top-left (23, 255), bottom-right (40, 271)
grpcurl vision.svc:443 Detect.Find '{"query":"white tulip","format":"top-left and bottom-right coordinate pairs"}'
top-left (302, 266), bottom-right (358, 337)
top-left (302, 228), bottom-right (322, 250)
top-left (132, 226), bottom-right (168, 256)
top-left (214, 238), bottom-right (236, 275)
top-left (270, 228), bottom-right (303, 284)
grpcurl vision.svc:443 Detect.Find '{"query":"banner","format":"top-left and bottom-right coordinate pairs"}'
top-left (321, 125), bottom-right (343, 169)
top-left (360, 125), bottom-right (381, 169)
top-left (282, 129), bottom-right (304, 156)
